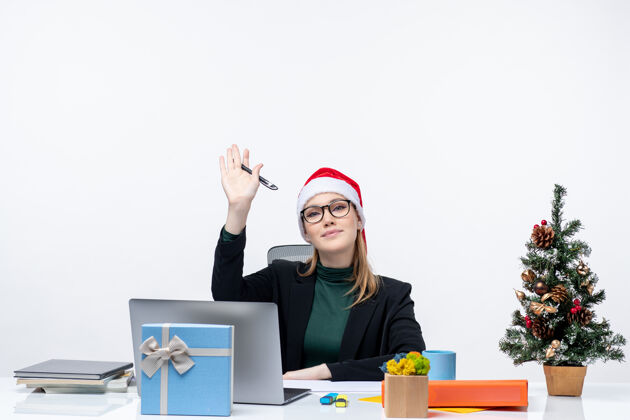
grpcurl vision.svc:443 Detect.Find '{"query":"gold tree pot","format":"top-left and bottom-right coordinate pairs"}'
top-left (543, 364), bottom-right (587, 396)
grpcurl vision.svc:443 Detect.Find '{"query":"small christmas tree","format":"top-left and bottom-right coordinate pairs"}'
top-left (499, 185), bottom-right (625, 367)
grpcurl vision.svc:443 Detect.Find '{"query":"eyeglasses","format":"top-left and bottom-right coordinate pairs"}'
top-left (300, 199), bottom-right (352, 224)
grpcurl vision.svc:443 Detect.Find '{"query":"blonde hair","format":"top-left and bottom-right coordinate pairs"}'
top-left (298, 229), bottom-right (381, 308)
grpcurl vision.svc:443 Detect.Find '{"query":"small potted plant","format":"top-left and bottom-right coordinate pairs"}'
top-left (499, 185), bottom-right (626, 396)
top-left (380, 352), bottom-right (431, 418)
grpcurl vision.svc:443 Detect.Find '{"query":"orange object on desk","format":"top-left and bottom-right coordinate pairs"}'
top-left (381, 379), bottom-right (528, 408)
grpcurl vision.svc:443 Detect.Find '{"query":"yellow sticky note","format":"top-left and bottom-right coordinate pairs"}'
top-left (357, 396), bottom-right (491, 414)
top-left (431, 407), bottom-right (491, 413)
top-left (358, 396), bottom-right (382, 403)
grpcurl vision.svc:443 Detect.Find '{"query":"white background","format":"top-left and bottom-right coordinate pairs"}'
top-left (1, 0), bottom-right (628, 382)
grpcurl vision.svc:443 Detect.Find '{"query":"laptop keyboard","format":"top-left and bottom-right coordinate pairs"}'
top-left (283, 387), bottom-right (310, 402)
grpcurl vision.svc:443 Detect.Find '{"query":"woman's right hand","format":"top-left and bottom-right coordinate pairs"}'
top-left (219, 145), bottom-right (263, 234)
top-left (219, 144), bottom-right (263, 207)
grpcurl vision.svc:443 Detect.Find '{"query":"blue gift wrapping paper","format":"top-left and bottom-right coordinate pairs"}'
top-left (140, 323), bottom-right (233, 416)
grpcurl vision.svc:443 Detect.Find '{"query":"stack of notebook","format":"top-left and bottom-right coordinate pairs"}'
top-left (14, 359), bottom-right (134, 394)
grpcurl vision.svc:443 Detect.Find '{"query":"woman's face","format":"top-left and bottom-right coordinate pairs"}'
top-left (302, 192), bottom-right (362, 255)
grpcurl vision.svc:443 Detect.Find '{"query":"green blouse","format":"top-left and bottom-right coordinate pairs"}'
top-left (220, 226), bottom-right (354, 368)
top-left (302, 262), bottom-right (354, 368)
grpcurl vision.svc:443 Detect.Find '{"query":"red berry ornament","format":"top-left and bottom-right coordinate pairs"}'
top-left (573, 298), bottom-right (580, 305)
top-left (541, 220), bottom-right (547, 225)
top-left (571, 307), bottom-right (578, 314)
top-left (534, 224), bottom-right (540, 229)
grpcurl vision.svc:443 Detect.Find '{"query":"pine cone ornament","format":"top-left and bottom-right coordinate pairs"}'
top-left (531, 318), bottom-right (554, 339)
top-left (531, 225), bottom-right (555, 248)
top-left (567, 309), bottom-right (593, 326)
top-left (580, 309), bottom-right (593, 326)
top-left (549, 285), bottom-right (568, 303)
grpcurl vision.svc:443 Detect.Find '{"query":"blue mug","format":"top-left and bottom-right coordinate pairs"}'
top-left (422, 350), bottom-right (456, 380)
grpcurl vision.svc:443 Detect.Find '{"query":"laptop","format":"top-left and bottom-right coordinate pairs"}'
top-left (129, 299), bottom-right (310, 405)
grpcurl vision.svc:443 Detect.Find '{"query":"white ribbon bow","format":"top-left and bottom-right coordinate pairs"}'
top-left (139, 335), bottom-right (195, 378)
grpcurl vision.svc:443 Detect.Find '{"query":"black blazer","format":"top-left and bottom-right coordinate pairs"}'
top-left (211, 228), bottom-right (426, 381)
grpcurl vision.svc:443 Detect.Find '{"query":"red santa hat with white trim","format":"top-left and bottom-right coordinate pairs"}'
top-left (296, 167), bottom-right (366, 246)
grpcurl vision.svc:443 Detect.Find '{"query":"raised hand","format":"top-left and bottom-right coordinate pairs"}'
top-left (219, 145), bottom-right (263, 234)
top-left (219, 145), bottom-right (264, 206)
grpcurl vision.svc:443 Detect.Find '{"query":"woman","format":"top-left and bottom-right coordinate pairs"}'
top-left (212, 145), bottom-right (425, 381)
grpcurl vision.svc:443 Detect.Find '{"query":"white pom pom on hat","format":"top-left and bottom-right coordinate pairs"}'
top-left (296, 167), bottom-right (366, 246)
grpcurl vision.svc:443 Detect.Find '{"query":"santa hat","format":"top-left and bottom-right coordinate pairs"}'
top-left (296, 167), bottom-right (366, 246)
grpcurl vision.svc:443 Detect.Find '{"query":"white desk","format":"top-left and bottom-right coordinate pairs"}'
top-left (1, 378), bottom-right (628, 419)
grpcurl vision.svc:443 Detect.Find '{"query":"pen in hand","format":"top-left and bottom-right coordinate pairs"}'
top-left (241, 164), bottom-right (278, 190)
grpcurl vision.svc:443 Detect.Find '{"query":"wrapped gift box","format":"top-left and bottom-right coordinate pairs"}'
top-left (140, 323), bottom-right (233, 416)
